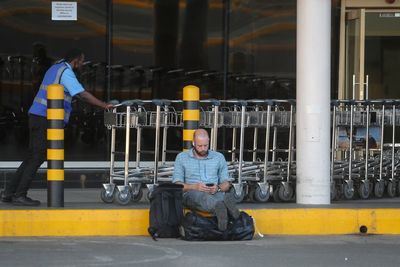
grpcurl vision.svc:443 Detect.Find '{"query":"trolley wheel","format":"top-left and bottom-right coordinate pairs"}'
top-left (358, 182), bottom-right (370, 199)
top-left (100, 187), bottom-right (114, 203)
top-left (272, 186), bottom-right (281, 202)
top-left (343, 182), bottom-right (354, 200)
top-left (278, 184), bottom-right (294, 202)
top-left (146, 190), bottom-right (153, 201)
top-left (330, 183), bottom-right (337, 201)
top-left (246, 186), bottom-right (256, 202)
top-left (334, 184), bottom-right (343, 200)
top-left (386, 181), bottom-right (397, 198)
top-left (114, 190), bottom-right (132, 205)
top-left (232, 186), bottom-right (246, 203)
top-left (374, 181), bottom-right (385, 198)
top-left (254, 184), bottom-right (270, 203)
top-left (131, 188), bottom-right (143, 202)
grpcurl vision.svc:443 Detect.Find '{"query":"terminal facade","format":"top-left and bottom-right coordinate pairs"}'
top-left (0, 0), bottom-right (399, 190)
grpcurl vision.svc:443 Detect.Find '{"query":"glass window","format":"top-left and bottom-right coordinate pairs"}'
top-left (111, 0), bottom-right (225, 100)
top-left (0, 0), bottom-right (108, 160)
top-left (228, 0), bottom-right (296, 99)
top-left (365, 12), bottom-right (400, 99)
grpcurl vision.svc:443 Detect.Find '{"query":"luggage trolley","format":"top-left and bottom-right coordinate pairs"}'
top-left (101, 100), bottom-right (152, 204)
top-left (331, 98), bottom-right (400, 200)
top-left (331, 99), bottom-right (375, 200)
top-left (268, 99), bottom-right (296, 202)
top-left (145, 99), bottom-right (182, 196)
top-left (199, 99), bottom-right (254, 203)
top-left (200, 99), bottom-right (264, 202)
top-left (222, 100), bottom-right (251, 203)
top-left (371, 99), bottom-right (400, 198)
top-left (241, 99), bottom-right (273, 203)
top-left (102, 99), bottom-right (182, 204)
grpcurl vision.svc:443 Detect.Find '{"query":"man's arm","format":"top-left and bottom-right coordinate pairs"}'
top-left (61, 68), bottom-right (112, 110)
top-left (79, 91), bottom-right (113, 109)
top-left (176, 182), bottom-right (212, 193)
top-left (210, 153), bottom-right (231, 194)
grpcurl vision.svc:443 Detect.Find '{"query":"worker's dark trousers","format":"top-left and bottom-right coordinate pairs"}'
top-left (5, 115), bottom-right (47, 197)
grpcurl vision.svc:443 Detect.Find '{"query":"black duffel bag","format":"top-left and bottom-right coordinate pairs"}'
top-left (182, 211), bottom-right (255, 241)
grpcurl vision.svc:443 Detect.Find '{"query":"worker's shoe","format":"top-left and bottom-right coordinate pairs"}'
top-left (214, 201), bottom-right (228, 231)
top-left (12, 196), bottom-right (41, 206)
top-left (224, 193), bottom-right (240, 220)
top-left (0, 191), bottom-right (13, 203)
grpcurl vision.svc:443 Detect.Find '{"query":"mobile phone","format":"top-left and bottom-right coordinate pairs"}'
top-left (206, 183), bottom-right (214, 187)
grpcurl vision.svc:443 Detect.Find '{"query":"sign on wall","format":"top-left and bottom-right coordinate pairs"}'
top-left (51, 1), bottom-right (77, 21)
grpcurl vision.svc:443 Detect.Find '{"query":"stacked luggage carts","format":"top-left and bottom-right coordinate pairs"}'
top-left (101, 99), bottom-right (182, 205)
top-left (101, 97), bottom-right (400, 205)
top-left (331, 99), bottom-right (400, 200)
top-left (101, 98), bottom-right (298, 205)
top-left (199, 99), bottom-right (297, 203)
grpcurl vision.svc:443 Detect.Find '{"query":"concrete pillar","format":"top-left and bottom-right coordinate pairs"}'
top-left (296, 0), bottom-right (331, 204)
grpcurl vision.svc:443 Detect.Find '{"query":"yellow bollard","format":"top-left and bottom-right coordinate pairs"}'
top-left (47, 84), bottom-right (64, 207)
top-left (182, 85), bottom-right (200, 150)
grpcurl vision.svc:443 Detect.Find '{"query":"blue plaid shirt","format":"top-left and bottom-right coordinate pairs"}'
top-left (172, 149), bottom-right (229, 185)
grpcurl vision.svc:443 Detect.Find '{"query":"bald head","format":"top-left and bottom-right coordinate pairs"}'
top-left (192, 129), bottom-right (209, 158)
top-left (193, 129), bottom-right (209, 141)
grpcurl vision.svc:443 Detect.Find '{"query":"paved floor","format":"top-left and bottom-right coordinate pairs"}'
top-left (1, 188), bottom-right (400, 209)
top-left (0, 235), bottom-right (399, 267)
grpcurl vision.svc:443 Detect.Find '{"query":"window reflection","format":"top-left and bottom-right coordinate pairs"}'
top-left (0, 0), bottom-right (302, 162)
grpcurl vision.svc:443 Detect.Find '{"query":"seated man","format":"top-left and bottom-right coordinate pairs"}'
top-left (172, 129), bottom-right (240, 231)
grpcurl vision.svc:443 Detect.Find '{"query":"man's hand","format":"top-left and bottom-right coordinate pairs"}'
top-left (195, 183), bottom-right (220, 194)
top-left (194, 183), bottom-right (212, 193)
top-left (181, 183), bottom-right (222, 194)
top-left (104, 103), bottom-right (114, 110)
top-left (208, 184), bottom-right (218, 194)
top-left (79, 91), bottom-right (113, 110)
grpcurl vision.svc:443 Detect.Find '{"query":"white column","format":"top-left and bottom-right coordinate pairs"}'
top-left (296, 0), bottom-right (331, 204)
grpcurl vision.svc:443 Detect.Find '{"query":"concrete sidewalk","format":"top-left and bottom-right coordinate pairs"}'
top-left (1, 189), bottom-right (400, 236)
top-left (2, 188), bottom-right (400, 209)
top-left (1, 235), bottom-right (400, 267)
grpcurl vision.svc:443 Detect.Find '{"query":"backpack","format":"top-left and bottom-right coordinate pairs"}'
top-left (182, 211), bottom-right (255, 241)
top-left (148, 183), bottom-right (184, 240)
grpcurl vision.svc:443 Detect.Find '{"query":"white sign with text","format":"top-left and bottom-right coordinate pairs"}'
top-left (52, 2), bottom-right (77, 21)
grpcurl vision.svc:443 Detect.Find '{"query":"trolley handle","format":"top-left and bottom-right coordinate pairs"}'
top-left (264, 99), bottom-right (274, 106)
top-left (225, 99), bottom-right (247, 107)
top-left (201, 99), bottom-right (221, 106)
top-left (109, 99), bottom-right (144, 110)
top-left (336, 99), bottom-right (354, 105)
top-left (369, 99), bottom-right (386, 106)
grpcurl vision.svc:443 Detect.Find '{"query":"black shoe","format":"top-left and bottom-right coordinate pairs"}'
top-left (0, 191), bottom-right (13, 203)
top-left (215, 201), bottom-right (228, 231)
top-left (224, 193), bottom-right (240, 220)
top-left (12, 196), bottom-right (41, 206)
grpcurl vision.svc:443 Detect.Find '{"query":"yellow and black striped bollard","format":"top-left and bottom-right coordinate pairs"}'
top-left (183, 85), bottom-right (200, 150)
top-left (47, 84), bottom-right (64, 207)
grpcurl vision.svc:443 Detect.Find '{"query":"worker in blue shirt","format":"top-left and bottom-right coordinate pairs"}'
top-left (172, 128), bottom-right (240, 231)
top-left (0, 48), bottom-right (113, 206)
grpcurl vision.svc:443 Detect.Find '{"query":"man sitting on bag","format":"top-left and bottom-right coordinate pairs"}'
top-left (172, 129), bottom-right (240, 231)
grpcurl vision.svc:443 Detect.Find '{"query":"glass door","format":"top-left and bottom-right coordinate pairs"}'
top-left (340, 7), bottom-right (400, 100)
top-left (344, 9), bottom-right (365, 100)
top-left (364, 11), bottom-right (400, 99)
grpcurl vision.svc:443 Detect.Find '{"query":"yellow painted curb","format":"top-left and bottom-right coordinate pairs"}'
top-left (1, 208), bottom-right (400, 236)
top-left (246, 209), bottom-right (400, 235)
top-left (0, 209), bottom-right (149, 237)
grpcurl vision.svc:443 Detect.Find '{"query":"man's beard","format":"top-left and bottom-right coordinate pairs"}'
top-left (194, 147), bottom-right (208, 157)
